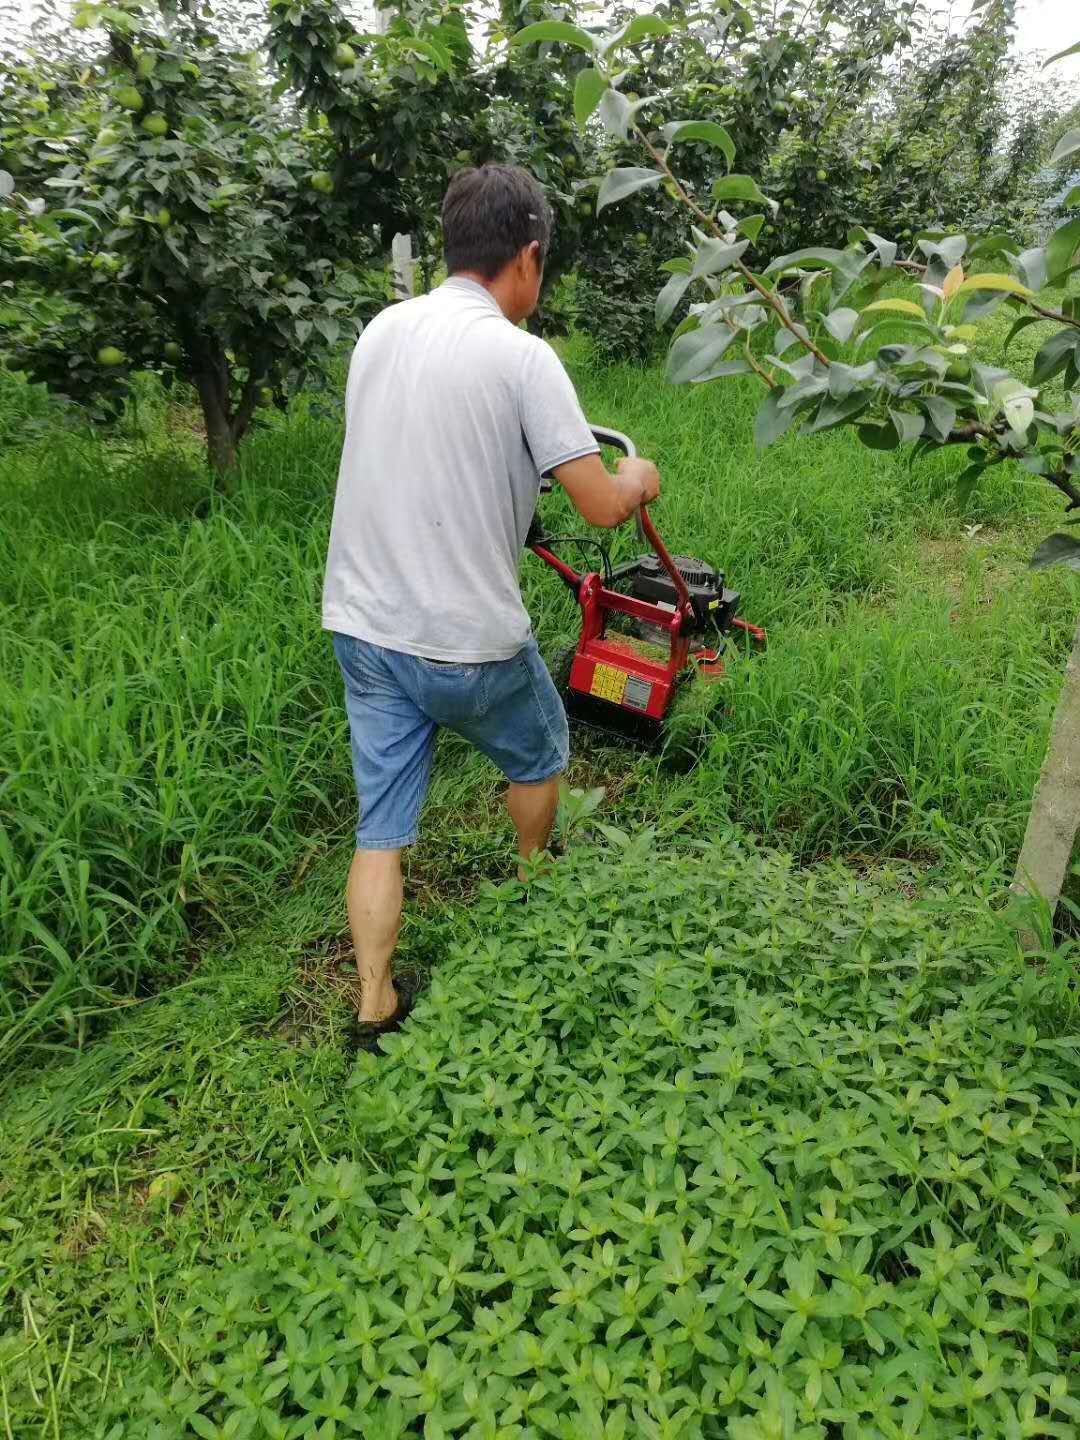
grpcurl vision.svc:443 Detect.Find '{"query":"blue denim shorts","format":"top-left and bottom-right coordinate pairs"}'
top-left (332, 633), bottom-right (569, 850)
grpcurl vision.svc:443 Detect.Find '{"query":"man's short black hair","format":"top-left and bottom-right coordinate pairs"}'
top-left (442, 164), bottom-right (553, 281)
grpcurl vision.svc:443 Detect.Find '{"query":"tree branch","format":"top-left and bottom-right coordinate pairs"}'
top-left (633, 125), bottom-right (833, 369)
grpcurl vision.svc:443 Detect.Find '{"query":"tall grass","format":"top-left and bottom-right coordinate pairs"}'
top-left (1, 338), bottom-right (1074, 1061)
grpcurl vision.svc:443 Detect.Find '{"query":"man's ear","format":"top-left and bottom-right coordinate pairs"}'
top-left (520, 240), bottom-right (542, 274)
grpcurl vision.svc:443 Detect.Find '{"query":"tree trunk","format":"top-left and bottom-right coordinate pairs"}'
top-left (193, 361), bottom-right (237, 476)
top-left (1011, 611), bottom-right (1080, 949)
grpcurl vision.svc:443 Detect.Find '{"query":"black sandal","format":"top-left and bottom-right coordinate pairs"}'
top-left (347, 974), bottom-right (419, 1053)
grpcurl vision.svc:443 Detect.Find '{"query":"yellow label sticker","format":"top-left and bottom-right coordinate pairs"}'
top-left (591, 663), bottom-right (628, 703)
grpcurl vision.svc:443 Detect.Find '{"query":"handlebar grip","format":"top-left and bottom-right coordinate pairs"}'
top-left (590, 426), bottom-right (646, 541)
top-left (590, 425), bottom-right (638, 459)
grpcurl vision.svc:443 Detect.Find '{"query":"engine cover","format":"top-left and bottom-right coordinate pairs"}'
top-left (627, 553), bottom-right (741, 634)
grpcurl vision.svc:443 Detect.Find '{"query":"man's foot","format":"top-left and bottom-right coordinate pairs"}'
top-left (348, 974), bottom-right (419, 1053)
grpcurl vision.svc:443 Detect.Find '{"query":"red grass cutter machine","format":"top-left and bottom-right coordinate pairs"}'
top-left (528, 426), bottom-right (766, 742)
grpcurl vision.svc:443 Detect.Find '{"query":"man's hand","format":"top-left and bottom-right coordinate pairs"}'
top-left (617, 455), bottom-right (660, 509)
top-left (552, 452), bottom-right (662, 530)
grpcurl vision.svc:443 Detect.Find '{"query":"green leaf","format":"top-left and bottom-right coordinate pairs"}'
top-left (968, 232), bottom-right (1018, 259)
top-left (690, 360), bottom-right (750, 383)
top-left (666, 323), bottom-right (737, 384)
top-left (1003, 313), bottom-right (1043, 355)
top-left (597, 88), bottom-right (633, 139)
top-left (921, 396), bottom-right (957, 442)
top-left (889, 408), bottom-right (924, 444)
top-left (823, 308), bottom-right (859, 344)
top-left (661, 121), bottom-right (736, 170)
top-left (754, 388), bottom-right (800, 449)
top-left (1032, 329), bottom-right (1080, 387)
top-left (766, 248), bottom-right (868, 290)
top-left (712, 174), bottom-right (770, 207)
top-left (848, 226), bottom-right (897, 268)
top-left (1064, 186), bottom-right (1080, 211)
top-left (857, 417), bottom-right (901, 451)
top-left (861, 299), bottom-right (926, 320)
top-left (1047, 217), bottom-right (1080, 284)
top-left (804, 391), bottom-right (871, 434)
top-left (655, 273), bottom-right (691, 328)
top-left (574, 68), bottom-right (606, 128)
top-left (1050, 129), bottom-right (1080, 166)
top-left (690, 237), bottom-right (749, 280)
top-left (954, 461), bottom-right (985, 508)
top-left (596, 167), bottom-right (662, 214)
top-left (955, 273), bottom-right (1034, 300)
top-left (602, 15), bottom-right (672, 53)
top-left (509, 20), bottom-right (595, 51)
top-left (1030, 533), bottom-right (1080, 571)
top-left (736, 214), bottom-right (765, 244)
top-left (1044, 41), bottom-right (1080, 67)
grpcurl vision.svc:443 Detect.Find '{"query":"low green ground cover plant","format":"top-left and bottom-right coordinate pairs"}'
top-left (9, 835), bottom-right (1076, 1436)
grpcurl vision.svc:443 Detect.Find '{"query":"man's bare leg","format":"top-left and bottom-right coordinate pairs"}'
top-left (347, 848), bottom-right (403, 1021)
top-left (507, 776), bottom-right (561, 882)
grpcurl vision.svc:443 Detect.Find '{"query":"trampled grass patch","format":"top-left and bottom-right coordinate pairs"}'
top-left (2, 836), bottom-right (1078, 1435)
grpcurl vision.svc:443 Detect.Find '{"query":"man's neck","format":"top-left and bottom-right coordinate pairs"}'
top-left (449, 270), bottom-right (517, 323)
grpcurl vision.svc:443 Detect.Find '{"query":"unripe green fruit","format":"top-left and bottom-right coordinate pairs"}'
top-left (97, 345), bottom-right (125, 367)
top-left (142, 115), bottom-right (168, 137)
top-left (96, 126), bottom-right (121, 146)
top-left (455, 149), bottom-right (472, 164)
top-left (563, 155), bottom-right (577, 172)
top-left (272, 273), bottom-right (288, 289)
top-left (147, 1172), bottom-right (182, 1205)
top-left (136, 53), bottom-right (157, 78)
top-left (116, 86), bottom-right (143, 112)
top-left (259, 386), bottom-right (274, 405)
top-left (771, 99), bottom-right (788, 114)
top-left (783, 197), bottom-right (795, 208)
top-left (310, 170), bottom-right (334, 194)
top-left (816, 169), bottom-right (827, 182)
top-left (163, 342), bottom-right (182, 362)
top-left (334, 42), bottom-right (357, 67)
top-left (635, 232), bottom-right (649, 246)
top-left (155, 208), bottom-right (171, 228)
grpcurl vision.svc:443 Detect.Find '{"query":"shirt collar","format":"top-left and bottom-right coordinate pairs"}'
top-left (442, 275), bottom-right (504, 315)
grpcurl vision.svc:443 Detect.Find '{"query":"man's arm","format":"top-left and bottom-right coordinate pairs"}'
top-left (551, 454), bottom-right (661, 530)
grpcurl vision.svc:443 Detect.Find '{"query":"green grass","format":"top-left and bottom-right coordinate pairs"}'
top-left (1, 318), bottom-right (1077, 1060)
top-left (2, 308), bottom-right (1080, 1433)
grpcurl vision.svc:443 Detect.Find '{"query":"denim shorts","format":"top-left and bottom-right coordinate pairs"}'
top-left (332, 633), bottom-right (569, 850)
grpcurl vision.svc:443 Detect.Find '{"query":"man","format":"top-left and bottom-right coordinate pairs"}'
top-left (322, 163), bottom-right (661, 1048)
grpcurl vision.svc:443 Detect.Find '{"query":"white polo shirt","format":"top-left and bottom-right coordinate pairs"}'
top-left (322, 277), bottom-right (599, 662)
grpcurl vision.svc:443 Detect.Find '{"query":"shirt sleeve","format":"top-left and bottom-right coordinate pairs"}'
top-left (518, 339), bottom-right (601, 477)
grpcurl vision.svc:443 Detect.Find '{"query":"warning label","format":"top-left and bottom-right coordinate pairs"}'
top-left (590, 664), bottom-right (628, 703)
top-left (623, 675), bottom-right (653, 711)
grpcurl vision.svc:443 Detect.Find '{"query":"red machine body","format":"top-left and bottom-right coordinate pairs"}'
top-left (529, 426), bottom-right (765, 737)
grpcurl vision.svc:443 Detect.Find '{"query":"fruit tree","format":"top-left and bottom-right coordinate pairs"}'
top-left (0, 0), bottom-right (395, 472)
top-left (516, 8), bottom-right (1080, 932)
